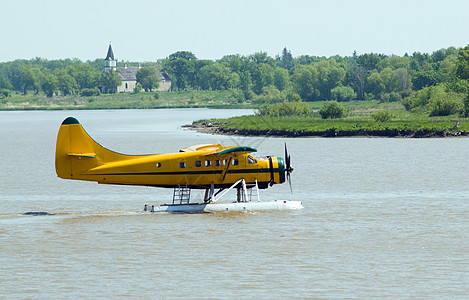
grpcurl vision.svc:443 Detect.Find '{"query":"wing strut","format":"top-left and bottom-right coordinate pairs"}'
top-left (221, 157), bottom-right (232, 181)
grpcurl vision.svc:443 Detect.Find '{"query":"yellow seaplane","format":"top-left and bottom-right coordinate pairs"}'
top-left (55, 117), bottom-right (302, 213)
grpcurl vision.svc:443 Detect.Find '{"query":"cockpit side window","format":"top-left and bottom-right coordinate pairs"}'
top-left (248, 155), bottom-right (257, 164)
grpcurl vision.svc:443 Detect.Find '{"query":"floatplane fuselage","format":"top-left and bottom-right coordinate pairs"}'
top-left (55, 117), bottom-right (301, 212)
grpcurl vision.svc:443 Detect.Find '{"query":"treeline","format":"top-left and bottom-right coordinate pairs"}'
top-left (0, 58), bottom-right (121, 97)
top-left (2, 46), bottom-right (469, 116)
top-left (0, 58), bottom-right (161, 98)
top-left (159, 47), bottom-right (469, 104)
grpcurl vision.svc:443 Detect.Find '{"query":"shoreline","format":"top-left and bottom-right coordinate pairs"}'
top-left (189, 122), bottom-right (469, 138)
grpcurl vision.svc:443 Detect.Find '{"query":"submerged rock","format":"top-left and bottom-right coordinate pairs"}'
top-left (23, 211), bottom-right (55, 216)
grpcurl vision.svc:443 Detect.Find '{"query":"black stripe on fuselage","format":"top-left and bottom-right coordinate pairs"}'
top-left (87, 168), bottom-right (281, 176)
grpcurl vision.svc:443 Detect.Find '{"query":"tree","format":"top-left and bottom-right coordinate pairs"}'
top-left (21, 65), bottom-right (40, 95)
top-left (315, 59), bottom-right (346, 99)
top-left (168, 51), bottom-right (197, 61)
top-left (346, 63), bottom-right (367, 100)
top-left (198, 63), bottom-right (232, 90)
top-left (41, 72), bottom-right (58, 97)
top-left (410, 52), bottom-right (432, 72)
top-left (391, 68), bottom-right (412, 95)
top-left (291, 65), bottom-right (319, 101)
top-left (251, 63), bottom-right (274, 94)
top-left (377, 55), bottom-right (411, 71)
top-left (66, 64), bottom-right (99, 90)
top-left (412, 70), bottom-right (439, 90)
top-left (219, 54), bottom-right (246, 73)
top-left (239, 70), bottom-right (252, 99)
top-left (357, 53), bottom-right (385, 71)
top-left (55, 69), bottom-right (77, 95)
top-left (0, 76), bottom-right (13, 91)
top-left (164, 58), bottom-right (194, 90)
top-left (277, 47), bottom-right (294, 70)
top-left (136, 67), bottom-right (160, 92)
top-left (100, 71), bottom-right (122, 93)
top-left (249, 52), bottom-right (274, 66)
top-left (331, 86), bottom-right (356, 101)
top-left (273, 67), bottom-right (290, 91)
top-left (456, 45), bottom-right (469, 80)
top-left (366, 71), bottom-right (385, 99)
top-left (439, 54), bottom-right (458, 83)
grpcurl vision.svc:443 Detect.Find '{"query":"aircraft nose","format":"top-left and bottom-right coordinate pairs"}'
top-left (277, 157), bottom-right (286, 184)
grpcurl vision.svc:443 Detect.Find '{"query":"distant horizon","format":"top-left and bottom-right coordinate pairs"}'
top-left (2, 0), bottom-right (469, 63)
top-left (2, 43), bottom-right (466, 64)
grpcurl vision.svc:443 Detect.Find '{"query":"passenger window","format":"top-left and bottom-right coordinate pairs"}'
top-left (156, 162), bottom-right (161, 168)
top-left (248, 156), bottom-right (257, 164)
top-left (205, 160), bottom-right (211, 167)
top-left (223, 159), bottom-right (227, 166)
top-left (232, 159), bottom-right (239, 166)
top-left (215, 160), bottom-right (220, 166)
top-left (195, 160), bottom-right (201, 167)
top-left (179, 162), bottom-right (186, 168)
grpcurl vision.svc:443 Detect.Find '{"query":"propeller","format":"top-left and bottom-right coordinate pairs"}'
top-left (284, 143), bottom-right (294, 193)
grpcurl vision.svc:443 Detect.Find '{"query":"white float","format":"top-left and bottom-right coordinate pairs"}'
top-left (144, 200), bottom-right (303, 213)
top-left (143, 178), bottom-right (303, 213)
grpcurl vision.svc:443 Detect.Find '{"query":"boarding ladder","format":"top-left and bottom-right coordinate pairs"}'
top-left (172, 184), bottom-right (191, 204)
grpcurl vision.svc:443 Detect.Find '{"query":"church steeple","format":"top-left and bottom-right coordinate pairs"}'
top-left (105, 44), bottom-right (115, 60)
top-left (104, 43), bottom-right (116, 72)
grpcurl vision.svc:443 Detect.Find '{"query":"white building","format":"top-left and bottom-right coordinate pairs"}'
top-left (103, 44), bottom-right (170, 93)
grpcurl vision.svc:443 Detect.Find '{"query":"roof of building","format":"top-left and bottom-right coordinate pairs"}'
top-left (117, 67), bottom-right (138, 81)
top-left (116, 67), bottom-right (170, 82)
top-left (105, 44), bottom-right (115, 60)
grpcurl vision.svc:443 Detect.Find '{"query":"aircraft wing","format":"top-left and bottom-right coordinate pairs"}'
top-left (218, 146), bottom-right (257, 155)
top-left (179, 144), bottom-right (257, 155)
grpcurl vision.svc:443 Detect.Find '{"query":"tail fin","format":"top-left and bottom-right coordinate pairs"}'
top-left (55, 117), bottom-right (125, 180)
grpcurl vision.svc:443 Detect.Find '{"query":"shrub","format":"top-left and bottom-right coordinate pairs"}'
top-left (134, 83), bottom-right (143, 93)
top-left (380, 93), bottom-right (390, 103)
top-left (365, 93), bottom-right (375, 101)
top-left (1, 88), bottom-right (11, 98)
top-left (253, 85), bottom-right (286, 104)
top-left (429, 95), bottom-right (463, 116)
top-left (389, 91), bottom-right (401, 102)
top-left (319, 101), bottom-right (347, 119)
top-left (80, 88), bottom-right (100, 96)
top-left (461, 93), bottom-right (469, 117)
top-left (401, 85), bottom-right (442, 111)
top-left (256, 101), bottom-right (311, 117)
top-left (371, 109), bottom-right (393, 122)
top-left (331, 86), bottom-right (356, 102)
top-left (403, 85), bottom-right (465, 116)
top-left (229, 89), bottom-right (245, 103)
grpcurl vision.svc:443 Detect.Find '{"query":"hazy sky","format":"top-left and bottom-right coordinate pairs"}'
top-left (2, 0), bottom-right (469, 62)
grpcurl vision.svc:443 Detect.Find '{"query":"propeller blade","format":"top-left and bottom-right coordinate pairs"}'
top-left (284, 142), bottom-right (293, 193)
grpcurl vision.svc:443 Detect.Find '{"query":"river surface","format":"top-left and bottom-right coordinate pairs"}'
top-left (0, 109), bottom-right (468, 299)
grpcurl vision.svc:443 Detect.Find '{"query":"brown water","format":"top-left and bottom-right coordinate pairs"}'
top-left (1, 110), bottom-right (468, 298)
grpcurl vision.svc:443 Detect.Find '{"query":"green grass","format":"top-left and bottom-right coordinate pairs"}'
top-left (0, 90), bottom-right (250, 110)
top-left (196, 101), bottom-right (469, 136)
